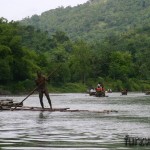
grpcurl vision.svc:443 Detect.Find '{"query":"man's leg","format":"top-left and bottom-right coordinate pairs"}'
top-left (39, 92), bottom-right (44, 108)
top-left (45, 91), bottom-right (52, 109)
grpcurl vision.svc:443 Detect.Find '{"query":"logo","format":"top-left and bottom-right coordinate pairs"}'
top-left (124, 135), bottom-right (150, 146)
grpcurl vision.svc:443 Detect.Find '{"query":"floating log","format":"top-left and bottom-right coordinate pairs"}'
top-left (0, 99), bottom-right (13, 104)
top-left (0, 99), bottom-right (23, 109)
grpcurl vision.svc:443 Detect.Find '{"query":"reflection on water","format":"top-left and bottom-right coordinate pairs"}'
top-left (0, 93), bottom-right (150, 150)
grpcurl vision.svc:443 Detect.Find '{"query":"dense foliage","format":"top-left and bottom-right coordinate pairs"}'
top-left (21, 0), bottom-right (150, 41)
top-left (0, 0), bottom-right (150, 94)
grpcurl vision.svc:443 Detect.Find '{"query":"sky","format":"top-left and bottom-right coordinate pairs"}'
top-left (0, 0), bottom-right (88, 21)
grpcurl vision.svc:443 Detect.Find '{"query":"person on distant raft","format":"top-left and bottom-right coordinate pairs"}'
top-left (35, 71), bottom-right (52, 109)
top-left (97, 82), bottom-right (101, 88)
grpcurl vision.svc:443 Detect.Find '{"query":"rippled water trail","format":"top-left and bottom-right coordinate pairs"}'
top-left (0, 93), bottom-right (150, 150)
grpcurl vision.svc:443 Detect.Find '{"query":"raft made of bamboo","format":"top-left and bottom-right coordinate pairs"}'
top-left (0, 106), bottom-right (118, 114)
top-left (145, 91), bottom-right (150, 95)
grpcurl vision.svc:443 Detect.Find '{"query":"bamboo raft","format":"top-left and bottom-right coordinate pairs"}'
top-left (145, 91), bottom-right (150, 95)
top-left (0, 99), bottom-right (118, 113)
top-left (121, 90), bottom-right (128, 95)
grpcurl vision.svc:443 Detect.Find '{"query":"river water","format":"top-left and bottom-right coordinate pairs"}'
top-left (0, 92), bottom-right (150, 150)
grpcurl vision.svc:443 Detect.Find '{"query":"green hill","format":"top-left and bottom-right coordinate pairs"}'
top-left (1, 0), bottom-right (150, 93)
top-left (21, 0), bottom-right (150, 41)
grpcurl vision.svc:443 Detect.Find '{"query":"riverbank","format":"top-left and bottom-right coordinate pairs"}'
top-left (0, 79), bottom-right (150, 95)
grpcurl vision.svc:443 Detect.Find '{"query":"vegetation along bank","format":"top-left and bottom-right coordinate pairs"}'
top-left (0, 0), bottom-right (150, 94)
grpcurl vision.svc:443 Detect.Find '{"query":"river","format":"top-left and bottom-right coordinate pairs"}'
top-left (0, 92), bottom-right (150, 150)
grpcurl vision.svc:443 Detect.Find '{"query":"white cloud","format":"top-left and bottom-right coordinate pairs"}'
top-left (0, 0), bottom-right (88, 21)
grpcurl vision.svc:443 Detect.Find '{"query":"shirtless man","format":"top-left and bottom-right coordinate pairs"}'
top-left (35, 71), bottom-right (52, 109)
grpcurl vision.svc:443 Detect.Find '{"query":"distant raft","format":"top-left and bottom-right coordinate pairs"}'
top-left (121, 90), bottom-right (128, 95)
top-left (89, 89), bottom-right (106, 97)
top-left (145, 91), bottom-right (150, 95)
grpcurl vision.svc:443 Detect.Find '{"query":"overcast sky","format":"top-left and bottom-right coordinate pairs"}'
top-left (0, 0), bottom-right (88, 21)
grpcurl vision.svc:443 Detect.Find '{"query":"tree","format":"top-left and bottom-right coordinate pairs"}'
top-left (0, 45), bottom-right (12, 83)
top-left (109, 51), bottom-right (133, 81)
top-left (45, 44), bottom-right (71, 85)
top-left (69, 40), bottom-right (93, 84)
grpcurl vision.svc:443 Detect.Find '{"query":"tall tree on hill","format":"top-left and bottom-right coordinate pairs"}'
top-left (69, 40), bottom-right (93, 84)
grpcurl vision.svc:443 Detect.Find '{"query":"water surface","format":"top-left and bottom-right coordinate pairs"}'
top-left (0, 92), bottom-right (150, 150)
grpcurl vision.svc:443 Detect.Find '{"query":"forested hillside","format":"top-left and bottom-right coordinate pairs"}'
top-left (21, 0), bottom-right (150, 41)
top-left (0, 0), bottom-right (150, 94)
top-left (0, 18), bottom-right (70, 93)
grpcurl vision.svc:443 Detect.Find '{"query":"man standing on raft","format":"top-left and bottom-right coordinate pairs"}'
top-left (35, 71), bottom-right (52, 109)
